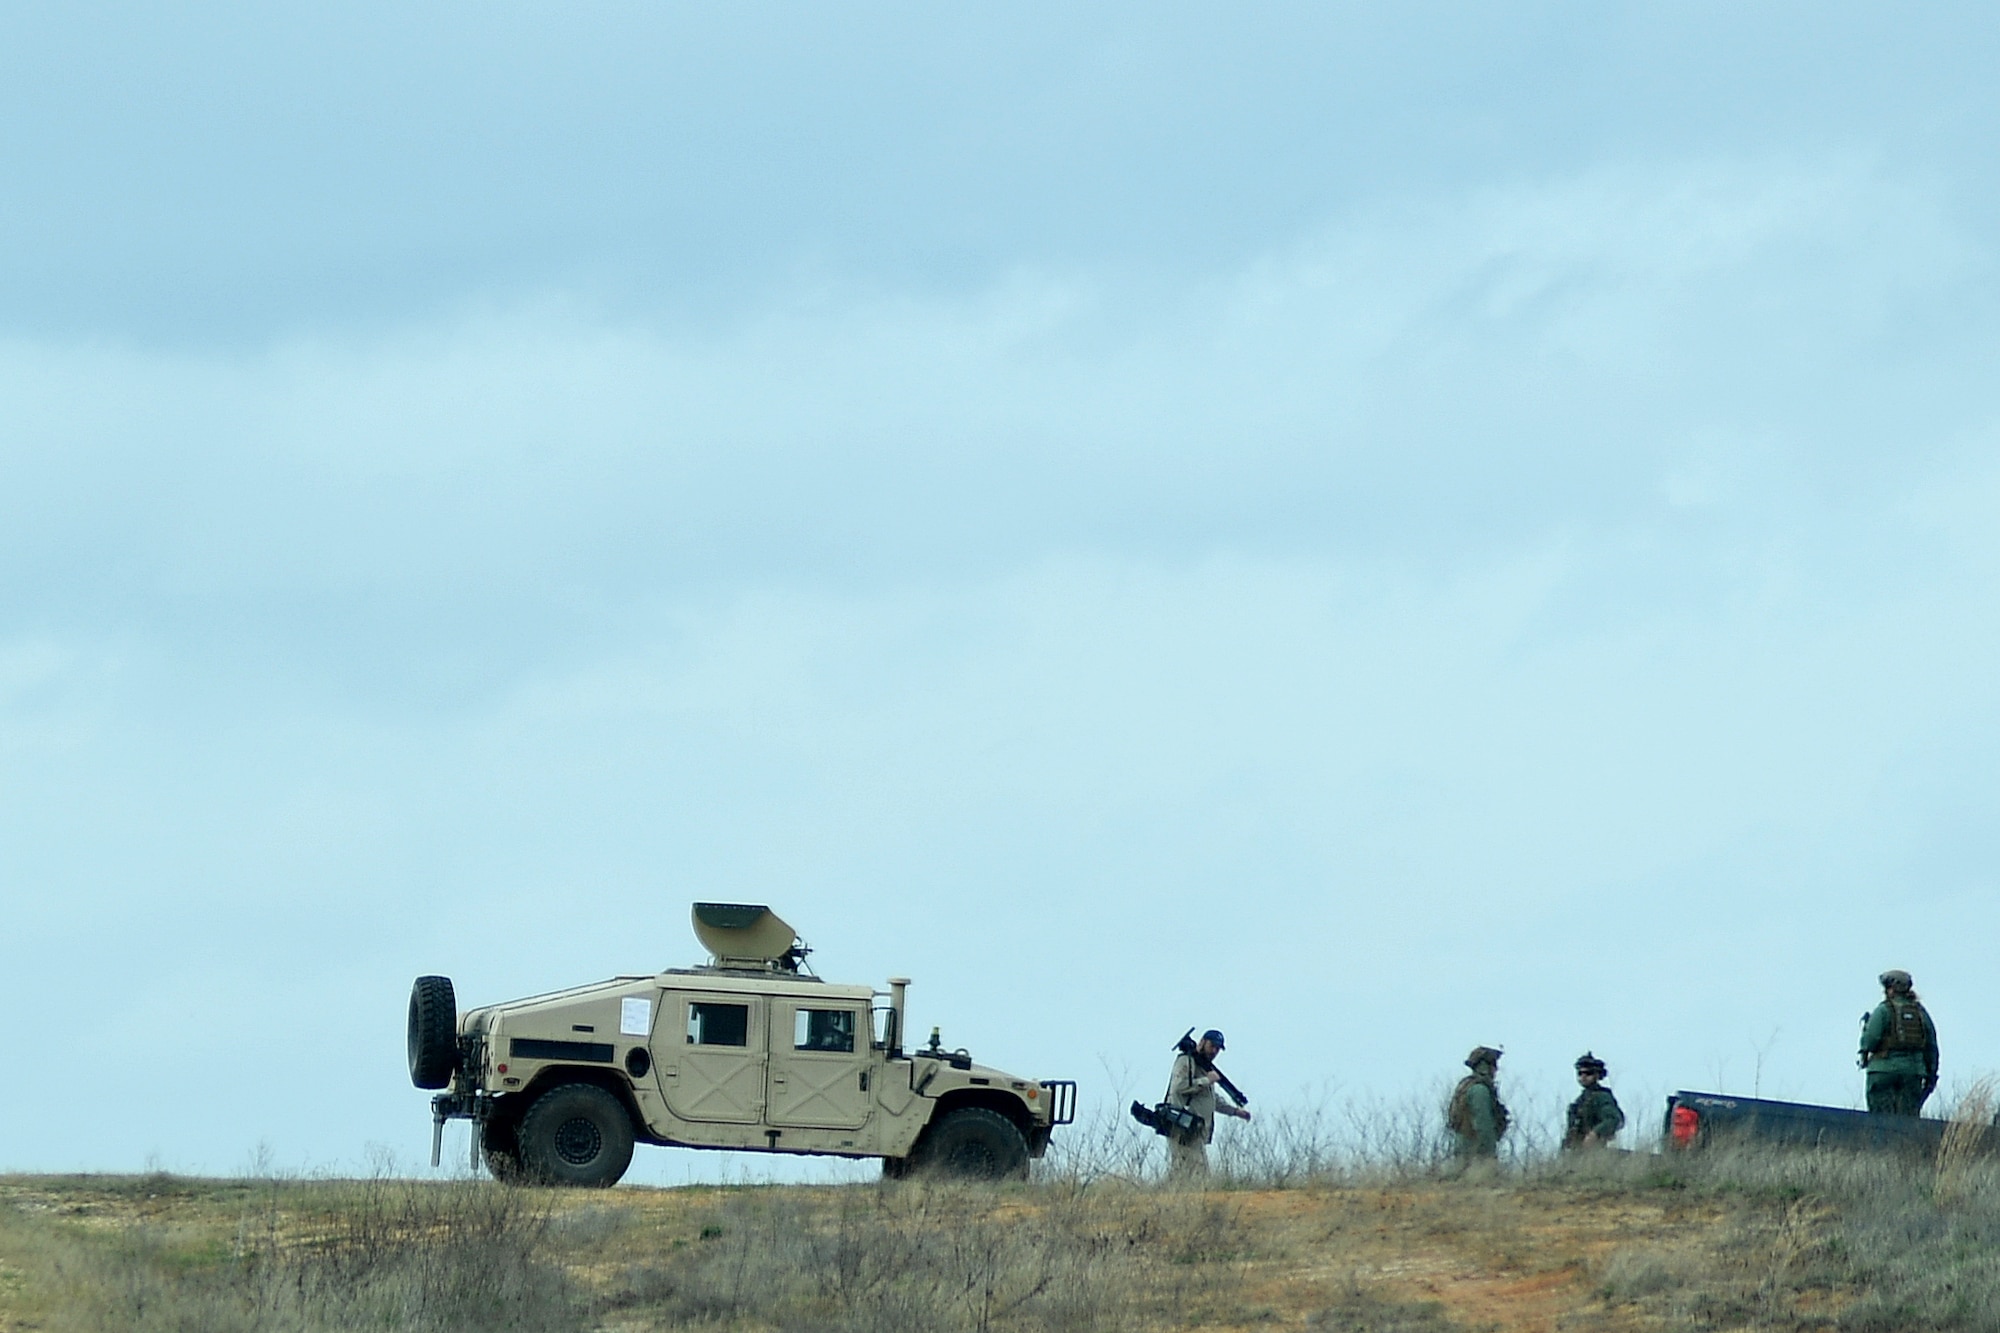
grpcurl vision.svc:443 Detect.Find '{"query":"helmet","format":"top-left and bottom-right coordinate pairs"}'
top-left (1575, 1051), bottom-right (1608, 1076)
top-left (1879, 969), bottom-right (1914, 991)
top-left (1464, 1045), bottom-right (1503, 1070)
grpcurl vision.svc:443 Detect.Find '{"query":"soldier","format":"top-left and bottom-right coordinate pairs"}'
top-left (1164, 1028), bottom-right (1251, 1179)
top-left (1859, 969), bottom-right (1938, 1116)
top-left (1562, 1052), bottom-right (1626, 1149)
top-left (1447, 1046), bottom-right (1509, 1160)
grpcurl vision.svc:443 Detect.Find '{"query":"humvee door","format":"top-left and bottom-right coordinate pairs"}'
top-left (767, 1001), bottom-right (872, 1130)
top-left (658, 994), bottom-right (767, 1124)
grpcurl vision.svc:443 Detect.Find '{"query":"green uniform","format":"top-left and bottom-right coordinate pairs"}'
top-left (1563, 1086), bottom-right (1625, 1149)
top-left (1447, 1074), bottom-right (1508, 1157)
top-left (1860, 995), bottom-right (1938, 1116)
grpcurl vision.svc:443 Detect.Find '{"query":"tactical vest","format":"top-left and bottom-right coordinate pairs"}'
top-left (1564, 1087), bottom-right (1624, 1147)
top-left (1447, 1074), bottom-right (1510, 1139)
top-left (1878, 997), bottom-right (1931, 1054)
top-left (1563, 1096), bottom-right (1589, 1145)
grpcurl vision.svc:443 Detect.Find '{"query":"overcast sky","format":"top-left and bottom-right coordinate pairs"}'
top-left (5, 4), bottom-right (2000, 1181)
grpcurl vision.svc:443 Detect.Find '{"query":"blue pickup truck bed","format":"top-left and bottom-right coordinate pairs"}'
top-left (1663, 1090), bottom-right (1981, 1153)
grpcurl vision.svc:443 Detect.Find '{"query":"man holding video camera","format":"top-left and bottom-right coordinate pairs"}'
top-left (1164, 1028), bottom-right (1252, 1179)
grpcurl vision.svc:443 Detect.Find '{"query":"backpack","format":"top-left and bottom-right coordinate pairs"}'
top-left (1881, 997), bottom-right (1931, 1053)
top-left (1448, 1074), bottom-right (1510, 1138)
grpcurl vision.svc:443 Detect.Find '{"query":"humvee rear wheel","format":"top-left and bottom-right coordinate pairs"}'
top-left (483, 1146), bottom-right (524, 1181)
top-left (914, 1107), bottom-right (1029, 1180)
top-left (480, 1119), bottom-right (523, 1182)
top-left (518, 1084), bottom-right (635, 1188)
top-left (407, 976), bottom-right (458, 1090)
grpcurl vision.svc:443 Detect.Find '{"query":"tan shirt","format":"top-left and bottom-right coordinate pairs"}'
top-left (1166, 1052), bottom-right (1219, 1144)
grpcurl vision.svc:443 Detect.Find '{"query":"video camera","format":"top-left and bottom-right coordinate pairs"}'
top-left (1129, 1100), bottom-right (1206, 1143)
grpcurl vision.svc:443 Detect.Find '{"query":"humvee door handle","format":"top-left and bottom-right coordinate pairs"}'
top-left (663, 1066), bottom-right (678, 1078)
top-left (859, 1070), bottom-right (870, 1092)
top-left (771, 1075), bottom-right (787, 1086)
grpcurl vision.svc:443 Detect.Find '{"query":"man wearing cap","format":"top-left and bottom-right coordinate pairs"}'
top-left (1562, 1052), bottom-right (1626, 1150)
top-left (1860, 970), bottom-right (1939, 1116)
top-left (1164, 1029), bottom-right (1251, 1179)
top-left (1447, 1046), bottom-right (1509, 1160)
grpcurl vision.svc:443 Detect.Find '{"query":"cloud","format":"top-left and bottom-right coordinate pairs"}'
top-left (3, 155), bottom-right (1979, 625)
top-left (4, 153), bottom-right (2000, 1173)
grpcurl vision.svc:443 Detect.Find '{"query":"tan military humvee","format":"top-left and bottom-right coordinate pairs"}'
top-left (408, 903), bottom-right (1076, 1186)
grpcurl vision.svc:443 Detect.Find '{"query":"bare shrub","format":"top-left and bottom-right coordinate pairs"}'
top-left (1039, 1096), bottom-right (1161, 1183)
top-left (606, 1178), bottom-right (1226, 1332)
top-left (1307, 1279), bottom-right (1460, 1331)
top-left (1598, 1244), bottom-right (1703, 1300)
top-left (1336, 1086), bottom-right (1458, 1175)
top-left (42, 1177), bottom-right (584, 1333)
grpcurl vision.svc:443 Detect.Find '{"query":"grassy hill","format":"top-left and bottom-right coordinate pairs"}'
top-left (2, 1145), bottom-right (1996, 1331)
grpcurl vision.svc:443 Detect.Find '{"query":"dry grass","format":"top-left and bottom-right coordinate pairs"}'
top-left (0, 1174), bottom-right (577, 1332)
top-left (0, 1171), bottom-right (1648, 1333)
top-left (8, 1133), bottom-right (2000, 1331)
top-left (1934, 1075), bottom-right (1997, 1206)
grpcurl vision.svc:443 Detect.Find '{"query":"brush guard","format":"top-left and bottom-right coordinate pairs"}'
top-left (1040, 1079), bottom-right (1078, 1126)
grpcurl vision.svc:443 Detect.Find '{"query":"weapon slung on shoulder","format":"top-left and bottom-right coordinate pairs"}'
top-left (1175, 1028), bottom-right (1248, 1107)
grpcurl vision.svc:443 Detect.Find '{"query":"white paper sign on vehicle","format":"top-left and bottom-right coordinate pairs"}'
top-left (620, 996), bottom-right (653, 1037)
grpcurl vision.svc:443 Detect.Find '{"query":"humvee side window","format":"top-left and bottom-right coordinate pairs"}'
top-left (687, 1002), bottom-right (750, 1047)
top-left (793, 1008), bottom-right (856, 1053)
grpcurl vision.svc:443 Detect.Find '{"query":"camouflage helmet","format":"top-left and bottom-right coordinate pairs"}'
top-left (1574, 1051), bottom-right (1608, 1076)
top-left (1879, 969), bottom-right (1914, 991)
top-left (1464, 1045), bottom-right (1503, 1070)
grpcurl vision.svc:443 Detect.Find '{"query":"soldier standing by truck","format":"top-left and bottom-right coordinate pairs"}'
top-left (1164, 1029), bottom-right (1251, 1179)
top-left (1562, 1052), bottom-right (1625, 1149)
top-left (1447, 1046), bottom-right (1509, 1161)
top-left (1860, 969), bottom-right (1938, 1116)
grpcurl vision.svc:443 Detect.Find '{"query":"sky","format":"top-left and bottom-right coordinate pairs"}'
top-left (4, 4), bottom-right (2000, 1182)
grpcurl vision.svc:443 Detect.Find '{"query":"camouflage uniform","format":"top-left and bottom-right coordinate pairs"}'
top-left (1447, 1048), bottom-right (1509, 1158)
top-left (1563, 1088), bottom-right (1625, 1148)
top-left (1563, 1052), bottom-right (1625, 1150)
top-left (1860, 975), bottom-right (1937, 1116)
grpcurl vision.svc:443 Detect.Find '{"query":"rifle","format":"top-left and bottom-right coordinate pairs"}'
top-left (1176, 1029), bottom-right (1248, 1107)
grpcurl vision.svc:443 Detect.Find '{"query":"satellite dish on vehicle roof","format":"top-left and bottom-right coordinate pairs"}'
top-left (691, 902), bottom-right (800, 966)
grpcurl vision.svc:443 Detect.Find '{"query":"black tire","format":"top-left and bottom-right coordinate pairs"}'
top-left (913, 1107), bottom-right (1030, 1180)
top-left (407, 976), bottom-right (458, 1090)
top-left (882, 1155), bottom-right (912, 1180)
top-left (481, 1117), bottom-right (523, 1182)
top-left (518, 1083), bottom-right (636, 1188)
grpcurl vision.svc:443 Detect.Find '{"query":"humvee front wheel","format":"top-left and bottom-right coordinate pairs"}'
top-left (518, 1084), bottom-right (635, 1188)
top-left (913, 1107), bottom-right (1029, 1180)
